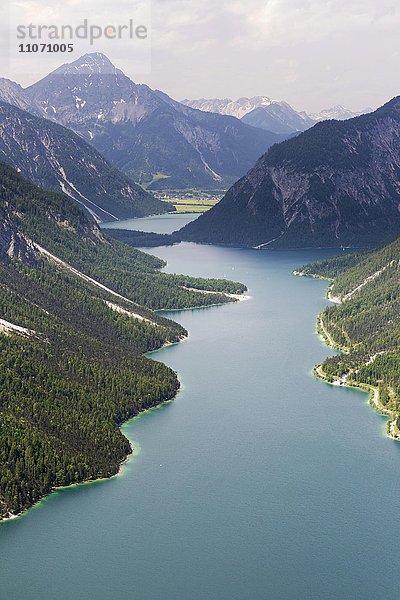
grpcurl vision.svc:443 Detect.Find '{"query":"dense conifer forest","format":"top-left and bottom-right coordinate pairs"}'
top-left (299, 238), bottom-right (400, 436)
top-left (0, 161), bottom-right (246, 519)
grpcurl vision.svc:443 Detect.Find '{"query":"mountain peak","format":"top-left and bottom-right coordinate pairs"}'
top-left (382, 95), bottom-right (400, 110)
top-left (0, 78), bottom-right (37, 113)
top-left (52, 52), bottom-right (123, 76)
top-left (23, 56), bottom-right (287, 190)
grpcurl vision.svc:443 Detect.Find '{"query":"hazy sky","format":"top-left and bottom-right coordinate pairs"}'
top-left (3, 0), bottom-right (400, 112)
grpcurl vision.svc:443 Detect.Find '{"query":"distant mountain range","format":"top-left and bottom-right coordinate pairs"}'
top-left (0, 54), bottom-right (288, 191)
top-left (182, 97), bottom-right (373, 134)
top-left (309, 105), bottom-right (373, 122)
top-left (179, 97), bottom-right (400, 248)
top-left (242, 103), bottom-right (314, 134)
top-left (181, 96), bottom-right (277, 120)
top-left (0, 101), bottom-right (169, 221)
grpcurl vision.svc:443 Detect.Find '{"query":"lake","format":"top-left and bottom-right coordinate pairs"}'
top-left (101, 212), bottom-right (199, 234)
top-left (1, 214), bottom-right (400, 600)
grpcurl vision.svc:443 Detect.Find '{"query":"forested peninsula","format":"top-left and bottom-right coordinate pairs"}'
top-left (0, 161), bottom-right (246, 520)
top-left (297, 238), bottom-right (400, 439)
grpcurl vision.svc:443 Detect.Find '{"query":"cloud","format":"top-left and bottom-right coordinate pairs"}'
top-left (225, 0), bottom-right (400, 46)
top-left (1, 0), bottom-right (399, 112)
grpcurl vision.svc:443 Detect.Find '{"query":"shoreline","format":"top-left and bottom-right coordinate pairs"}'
top-left (313, 362), bottom-right (399, 441)
top-left (1, 389), bottom-right (187, 524)
top-left (1, 289), bottom-right (247, 524)
top-left (1, 346), bottom-right (183, 524)
top-left (157, 291), bottom-right (251, 313)
top-left (181, 287), bottom-right (251, 302)
top-left (0, 395), bottom-right (177, 524)
top-left (293, 269), bottom-right (400, 442)
top-left (313, 291), bottom-right (399, 443)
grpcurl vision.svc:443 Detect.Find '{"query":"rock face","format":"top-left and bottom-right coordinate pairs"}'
top-left (0, 79), bottom-right (43, 115)
top-left (0, 158), bottom-right (116, 269)
top-left (0, 158), bottom-right (110, 261)
top-left (0, 101), bottom-right (169, 222)
top-left (21, 54), bottom-right (286, 190)
top-left (0, 214), bottom-right (36, 263)
top-left (179, 97), bottom-right (400, 248)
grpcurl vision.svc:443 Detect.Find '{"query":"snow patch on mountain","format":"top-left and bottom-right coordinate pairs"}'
top-left (181, 96), bottom-right (277, 119)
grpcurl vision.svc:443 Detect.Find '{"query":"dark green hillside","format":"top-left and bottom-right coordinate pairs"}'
top-left (299, 237), bottom-right (400, 438)
top-left (0, 161), bottom-right (247, 519)
top-left (0, 162), bottom-right (245, 309)
top-left (297, 251), bottom-right (369, 280)
top-left (0, 259), bottom-right (182, 518)
top-left (105, 229), bottom-right (177, 248)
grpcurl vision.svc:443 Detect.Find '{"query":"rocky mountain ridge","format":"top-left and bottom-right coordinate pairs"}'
top-left (0, 101), bottom-right (168, 221)
top-left (182, 97), bottom-right (372, 134)
top-left (179, 97), bottom-right (400, 248)
top-left (0, 54), bottom-right (287, 190)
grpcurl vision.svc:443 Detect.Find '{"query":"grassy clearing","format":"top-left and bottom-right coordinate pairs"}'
top-left (144, 172), bottom-right (172, 188)
top-left (160, 195), bottom-right (221, 214)
top-left (173, 203), bottom-right (213, 213)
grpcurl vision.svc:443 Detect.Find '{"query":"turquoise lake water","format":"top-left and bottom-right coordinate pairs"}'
top-left (101, 212), bottom-right (198, 233)
top-left (1, 215), bottom-right (400, 600)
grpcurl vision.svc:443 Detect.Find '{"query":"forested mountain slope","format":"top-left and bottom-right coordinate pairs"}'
top-left (0, 162), bottom-right (246, 519)
top-left (0, 101), bottom-right (169, 222)
top-left (298, 237), bottom-right (400, 439)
